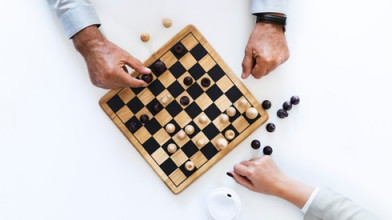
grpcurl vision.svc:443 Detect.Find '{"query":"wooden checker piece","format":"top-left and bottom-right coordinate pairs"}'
top-left (99, 25), bottom-right (268, 194)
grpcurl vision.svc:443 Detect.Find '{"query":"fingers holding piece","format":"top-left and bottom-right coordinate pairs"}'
top-left (124, 53), bottom-right (151, 74)
top-left (241, 48), bottom-right (254, 79)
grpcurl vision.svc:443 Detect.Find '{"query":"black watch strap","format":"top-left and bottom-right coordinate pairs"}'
top-left (255, 13), bottom-right (287, 32)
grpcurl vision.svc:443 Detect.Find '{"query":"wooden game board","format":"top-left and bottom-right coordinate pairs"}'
top-left (99, 25), bottom-right (268, 194)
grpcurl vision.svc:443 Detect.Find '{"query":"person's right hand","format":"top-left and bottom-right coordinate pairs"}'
top-left (72, 26), bottom-right (151, 89)
top-left (228, 156), bottom-right (314, 209)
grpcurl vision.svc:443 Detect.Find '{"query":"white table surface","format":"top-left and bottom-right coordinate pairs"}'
top-left (1, 0), bottom-right (392, 219)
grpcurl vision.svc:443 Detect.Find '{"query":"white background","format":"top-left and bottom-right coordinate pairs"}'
top-left (1, 0), bottom-right (392, 219)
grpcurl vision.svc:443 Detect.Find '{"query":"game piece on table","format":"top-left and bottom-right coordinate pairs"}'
top-left (290, 96), bottom-right (300, 105)
top-left (216, 137), bottom-right (228, 150)
top-left (266, 123), bottom-right (276, 132)
top-left (225, 130), bottom-right (235, 140)
top-left (185, 161), bottom-right (195, 171)
top-left (262, 100), bottom-right (271, 110)
top-left (263, 146), bottom-right (273, 155)
top-left (283, 101), bottom-right (292, 111)
top-left (153, 60), bottom-right (166, 73)
top-left (226, 107), bottom-right (236, 117)
top-left (220, 114), bottom-right (229, 123)
top-left (277, 109), bottom-right (288, 118)
top-left (177, 130), bottom-right (186, 140)
top-left (162, 17), bottom-right (172, 28)
top-left (167, 143), bottom-right (178, 154)
top-left (140, 114), bottom-right (149, 124)
top-left (251, 139), bottom-right (260, 149)
top-left (245, 107), bottom-right (258, 120)
top-left (201, 77), bottom-right (211, 87)
top-left (140, 33), bottom-right (150, 42)
top-left (185, 125), bottom-right (195, 135)
top-left (165, 123), bottom-right (175, 133)
top-left (180, 96), bottom-right (190, 105)
top-left (141, 74), bottom-right (153, 83)
top-left (99, 25), bottom-right (268, 194)
top-left (183, 76), bottom-right (193, 86)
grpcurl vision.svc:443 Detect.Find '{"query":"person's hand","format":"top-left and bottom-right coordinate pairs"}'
top-left (227, 156), bottom-right (314, 209)
top-left (72, 26), bottom-right (151, 89)
top-left (241, 22), bottom-right (289, 79)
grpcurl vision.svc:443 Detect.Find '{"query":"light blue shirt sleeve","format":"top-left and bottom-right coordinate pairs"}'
top-left (251, 0), bottom-right (288, 15)
top-left (47, 0), bottom-right (101, 38)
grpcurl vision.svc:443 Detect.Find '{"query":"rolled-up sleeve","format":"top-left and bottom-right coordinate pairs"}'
top-left (47, 0), bottom-right (101, 38)
top-left (251, 0), bottom-right (288, 15)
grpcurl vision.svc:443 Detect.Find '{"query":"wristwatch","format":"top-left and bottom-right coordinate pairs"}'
top-left (255, 13), bottom-right (287, 32)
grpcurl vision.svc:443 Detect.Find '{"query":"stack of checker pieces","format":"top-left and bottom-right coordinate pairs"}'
top-left (99, 25), bottom-right (268, 194)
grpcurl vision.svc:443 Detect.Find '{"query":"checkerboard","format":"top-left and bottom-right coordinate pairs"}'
top-left (99, 25), bottom-right (268, 194)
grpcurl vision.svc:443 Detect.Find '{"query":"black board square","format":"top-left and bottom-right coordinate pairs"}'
top-left (131, 87), bottom-right (144, 95)
top-left (204, 104), bottom-right (221, 121)
top-left (107, 95), bottom-right (124, 113)
top-left (201, 142), bottom-right (218, 160)
top-left (125, 116), bottom-right (142, 133)
top-left (225, 86), bottom-right (242, 103)
top-left (167, 81), bottom-right (185, 98)
top-left (144, 118), bottom-right (162, 135)
top-left (160, 158), bottom-right (177, 176)
top-left (190, 44), bottom-right (208, 61)
top-left (207, 65), bottom-right (225, 82)
top-left (148, 80), bottom-right (165, 96)
top-left (202, 123), bottom-right (220, 140)
top-left (169, 62), bottom-right (187, 78)
top-left (142, 137), bottom-right (160, 154)
top-left (127, 97), bottom-right (144, 114)
top-left (206, 84), bottom-right (223, 101)
top-left (184, 102), bottom-right (202, 119)
top-left (188, 63), bottom-right (205, 80)
top-left (146, 99), bottom-right (163, 116)
top-left (186, 83), bottom-right (204, 100)
top-left (166, 101), bottom-right (182, 117)
top-left (179, 161), bottom-right (197, 177)
top-left (182, 141), bottom-right (199, 158)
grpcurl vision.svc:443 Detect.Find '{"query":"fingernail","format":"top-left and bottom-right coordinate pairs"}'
top-left (226, 172), bottom-right (233, 178)
top-left (241, 73), bottom-right (247, 79)
top-left (144, 67), bottom-right (151, 73)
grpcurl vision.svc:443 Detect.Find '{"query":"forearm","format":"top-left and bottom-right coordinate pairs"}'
top-left (276, 177), bottom-right (315, 209)
top-left (72, 25), bottom-right (105, 56)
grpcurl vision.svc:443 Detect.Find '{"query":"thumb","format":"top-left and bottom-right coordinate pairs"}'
top-left (124, 53), bottom-right (151, 74)
top-left (115, 69), bottom-right (147, 88)
top-left (241, 48), bottom-right (254, 79)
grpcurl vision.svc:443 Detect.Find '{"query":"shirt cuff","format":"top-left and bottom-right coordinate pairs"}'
top-left (251, 0), bottom-right (288, 15)
top-left (58, 3), bottom-right (101, 38)
top-left (301, 187), bottom-right (320, 214)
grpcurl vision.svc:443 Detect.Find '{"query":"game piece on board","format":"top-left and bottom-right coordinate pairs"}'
top-left (140, 114), bottom-right (149, 124)
top-left (183, 76), bottom-right (193, 86)
top-left (180, 96), bottom-right (190, 105)
top-left (263, 146), bottom-right (273, 155)
top-left (277, 109), bottom-right (288, 118)
top-left (162, 17), bottom-right (172, 28)
top-left (251, 140), bottom-right (260, 149)
top-left (185, 161), bottom-right (195, 171)
top-left (153, 103), bottom-right (163, 113)
top-left (216, 137), bottom-right (228, 150)
top-left (165, 123), bottom-right (175, 133)
top-left (196, 139), bottom-right (206, 148)
top-left (185, 125), bottom-right (195, 135)
top-left (140, 33), bottom-right (150, 42)
top-left (262, 100), bottom-right (271, 110)
top-left (239, 97), bottom-right (247, 107)
top-left (226, 107), bottom-right (236, 117)
top-left (174, 43), bottom-right (184, 55)
top-left (199, 115), bottom-right (208, 124)
top-left (167, 143), bottom-right (178, 154)
top-left (128, 122), bottom-right (137, 132)
top-left (283, 101), bottom-right (292, 111)
top-left (201, 77), bottom-right (211, 87)
top-left (290, 96), bottom-right (300, 105)
top-left (177, 130), bottom-right (186, 139)
top-left (220, 114), bottom-right (229, 123)
top-left (225, 130), bottom-right (235, 140)
top-left (245, 107), bottom-right (258, 120)
top-left (161, 94), bottom-right (172, 105)
top-left (141, 74), bottom-right (153, 83)
top-left (153, 60), bottom-right (166, 73)
top-left (266, 123), bottom-right (276, 132)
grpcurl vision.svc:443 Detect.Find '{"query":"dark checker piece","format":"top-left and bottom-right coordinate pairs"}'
top-left (128, 122), bottom-right (137, 132)
top-left (266, 123), bottom-right (276, 132)
top-left (183, 76), bottom-right (193, 86)
top-left (201, 77), bottom-right (211, 87)
top-left (153, 60), bottom-right (166, 74)
top-left (262, 100), bottom-right (272, 110)
top-left (277, 109), bottom-right (288, 118)
top-left (141, 74), bottom-right (153, 83)
top-left (263, 146), bottom-right (273, 155)
top-left (180, 96), bottom-right (190, 106)
top-left (251, 139), bottom-right (261, 149)
top-left (283, 101), bottom-right (292, 111)
top-left (152, 103), bottom-right (163, 113)
top-left (174, 44), bottom-right (184, 55)
top-left (140, 114), bottom-right (149, 124)
top-left (290, 96), bottom-right (300, 105)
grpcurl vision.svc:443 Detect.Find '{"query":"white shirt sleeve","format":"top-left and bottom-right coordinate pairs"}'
top-left (251, 0), bottom-right (288, 15)
top-left (301, 187), bottom-right (320, 214)
top-left (47, 0), bottom-right (101, 38)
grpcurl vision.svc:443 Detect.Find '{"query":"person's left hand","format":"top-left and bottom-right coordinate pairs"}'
top-left (241, 22), bottom-right (290, 79)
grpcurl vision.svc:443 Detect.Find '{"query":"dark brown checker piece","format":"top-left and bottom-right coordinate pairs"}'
top-left (99, 25), bottom-right (268, 194)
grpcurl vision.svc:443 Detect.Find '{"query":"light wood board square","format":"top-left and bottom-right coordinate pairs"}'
top-left (196, 73), bottom-right (214, 91)
top-left (118, 88), bottom-right (135, 103)
top-left (174, 110), bottom-right (192, 128)
top-left (134, 126), bottom-right (151, 144)
top-left (212, 115), bottom-right (230, 132)
top-left (175, 91), bottom-right (194, 109)
top-left (171, 149), bottom-right (188, 167)
top-left (191, 132), bottom-right (209, 149)
top-left (232, 115), bottom-right (250, 133)
top-left (179, 52), bottom-right (197, 70)
top-left (234, 96), bottom-right (251, 114)
top-left (194, 93), bottom-right (213, 111)
top-left (172, 130), bottom-right (190, 147)
top-left (155, 109), bottom-right (172, 126)
top-left (216, 75), bottom-right (234, 93)
top-left (190, 151), bottom-right (208, 168)
top-left (198, 54), bottom-right (215, 72)
top-left (151, 148), bottom-right (169, 165)
top-left (160, 51), bottom-right (177, 69)
top-left (137, 89), bottom-right (155, 105)
top-left (169, 168), bottom-right (187, 186)
top-left (181, 34), bottom-right (199, 51)
top-left (153, 128), bottom-right (171, 145)
top-left (194, 112), bottom-right (210, 130)
top-left (116, 105), bottom-right (133, 123)
top-left (159, 71), bottom-right (177, 88)
top-left (215, 95), bottom-right (232, 112)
